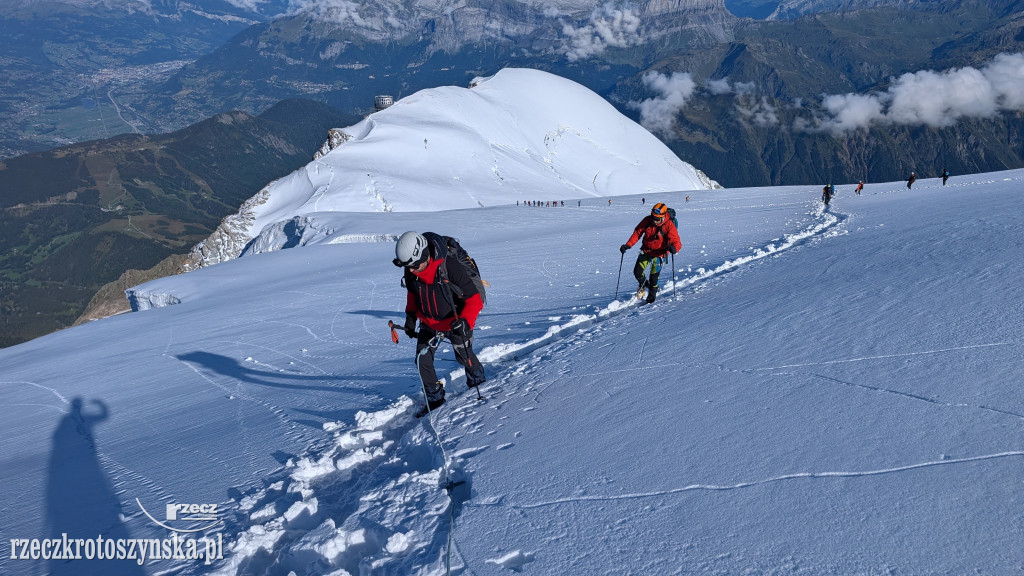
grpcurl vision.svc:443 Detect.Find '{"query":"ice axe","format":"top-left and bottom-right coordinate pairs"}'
top-left (388, 320), bottom-right (416, 343)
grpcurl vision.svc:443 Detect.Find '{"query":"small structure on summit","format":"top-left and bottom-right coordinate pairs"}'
top-left (374, 95), bottom-right (394, 111)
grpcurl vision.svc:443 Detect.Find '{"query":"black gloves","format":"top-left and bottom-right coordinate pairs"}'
top-left (403, 313), bottom-right (417, 339)
top-left (451, 318), bottom-right (471, 339)
top-left (619, 244), bottom-right (629, 254)
top-left (669, 245), bottom-right (677, 254)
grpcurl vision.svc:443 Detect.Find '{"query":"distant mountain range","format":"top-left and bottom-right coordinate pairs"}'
top-left (0, 99), bottom-right (360, 348)
top-left (3, 0), bottom-right (1022, 186)
top-left (113, 0), bottom-right (1024, 186)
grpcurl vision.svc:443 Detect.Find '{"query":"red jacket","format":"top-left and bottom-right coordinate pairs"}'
top-left (625, 215), bottom-right (681, 257)
top-left (405, 257), bottom-right (484, 332)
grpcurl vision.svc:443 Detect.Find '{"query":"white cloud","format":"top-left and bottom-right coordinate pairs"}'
top-left (737, 96), bottom-right (780, 127)
top-left (886, 66), bottom-right (996, 127)
top-left (287, 0), bottom-right (368, 26)
top-left (704, 78), bottom-right (778, 126)
top-left (800, 53), bottom-right (1024, 133)
top-left (732, 81), bottom-right (756, 96)
top-left (706, 78), bottom-right (732, 95)
top-left (561, 3), bottom-right (643, 62)
top-left (631, 71), bottom-right (696, 138)
top-left (224, 0), bottom-right (265, 11)
top-left (986, 52), bottom-right (1024, 110)
top-left (820, 93), bottom-right (885, 132)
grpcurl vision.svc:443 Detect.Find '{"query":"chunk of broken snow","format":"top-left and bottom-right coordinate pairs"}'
top-left (386, 531), bottom-right (414, 554)
top-left (283, 498), bottom-right (319, 530)
top-left (485, 549), bottom-right (536, 570)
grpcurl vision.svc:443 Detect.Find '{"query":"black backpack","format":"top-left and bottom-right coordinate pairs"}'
top-left (440, 236), bottom-right (487, 305)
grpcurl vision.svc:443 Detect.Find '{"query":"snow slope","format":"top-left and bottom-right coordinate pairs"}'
top-left (185, 68), bottom-right (717, 269)
top-left (2, 169), bottom-right (1022, 575)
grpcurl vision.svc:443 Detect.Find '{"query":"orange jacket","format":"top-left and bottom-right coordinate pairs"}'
top-left (625, 215), bottom-right (681, 257)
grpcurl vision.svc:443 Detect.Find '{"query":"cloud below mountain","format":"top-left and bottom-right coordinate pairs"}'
top-left (561, 2), bottom-right (644, 61)
top-left (799, 52), bottom-right (1024, 133)
top-left (632, 71), bottom-right (697, 138)
top-left (737, 95), bottom-right (780, 127)
top-left (704, 78), bottom-right (779, 127)
top-left (289, 0), bottom-right (366, 24)
top-left (634, 74), bottom-right (782, 135)
top-left (226, 0), bottom-right (267, 11)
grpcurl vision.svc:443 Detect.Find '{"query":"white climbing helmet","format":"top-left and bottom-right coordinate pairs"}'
top-left (394, 231), bottom-right (429, 267)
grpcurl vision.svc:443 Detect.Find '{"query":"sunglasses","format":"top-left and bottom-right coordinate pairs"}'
top-left (393, 255), bottom-right (428, 269)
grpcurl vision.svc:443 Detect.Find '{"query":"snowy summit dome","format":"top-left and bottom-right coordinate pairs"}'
top-left (193, 68), bottom-right (717, 265)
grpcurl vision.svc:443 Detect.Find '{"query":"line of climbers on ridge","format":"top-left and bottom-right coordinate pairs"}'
top-left (822, 168), bottom-right (951, 205)
top-left (518, 196), bottom-right (694, 208)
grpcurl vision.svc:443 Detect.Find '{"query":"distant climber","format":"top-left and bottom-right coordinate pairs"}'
top-left (822, 183), bottom-right (835, 205)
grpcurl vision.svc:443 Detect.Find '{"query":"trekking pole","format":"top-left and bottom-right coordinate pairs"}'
top-left (615, 251), bottom-right (624, 298)
top-left (671, 252), bottom-right (677, 302)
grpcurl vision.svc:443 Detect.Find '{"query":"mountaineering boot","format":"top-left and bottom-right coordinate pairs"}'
top-left (415, 381), bottom-right (446, 417)
top-left (415, 396), bottom-right (446, 418)
top-left (636, 284), bottom-right (647, 300)
top-left (646, 285), bottom-right (658, 304)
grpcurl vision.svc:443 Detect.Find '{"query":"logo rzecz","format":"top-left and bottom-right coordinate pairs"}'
top-left (136, 499), bottom-right (221, 533)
